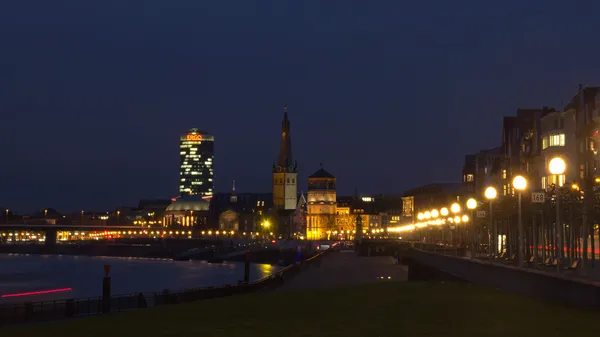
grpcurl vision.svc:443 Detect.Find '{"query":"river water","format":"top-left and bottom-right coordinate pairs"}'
top-left (0, 254), bottom-right (280, 304)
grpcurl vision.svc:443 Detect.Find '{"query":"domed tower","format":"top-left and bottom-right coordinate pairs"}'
top-left (306, 164), bottom-right (336, 240)
top-left (272, 104), bottom-right (298, 210)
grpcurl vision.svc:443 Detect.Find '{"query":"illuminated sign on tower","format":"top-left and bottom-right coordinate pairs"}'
top-left (179, 128), bottom-right (214, 197)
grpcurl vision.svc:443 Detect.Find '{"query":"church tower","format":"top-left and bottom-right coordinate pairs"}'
top-left (273, 104), bottom-right (298, 210)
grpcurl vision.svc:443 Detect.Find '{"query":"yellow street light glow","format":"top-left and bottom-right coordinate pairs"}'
top-left (512, 175), bottom-right (527, 191)
top-left (424, 211), bottom-right (431, 219)
top-left (454, 216), bottom-right (461, 223)
top-left (417, 212), bottom-right (424, 221)
top-left (440, 207), bottom-right (449, 216)
top-left (484, 186), bottom-right (497, 200)
top-left (466, 198), bottom-right (477, 210)
top-left (462, 215), bottom-right (469, 222)
top-left (431, 209), bottom-right (439, 218)
top-left (549, 157), bottom-right (566, 175)
top-left (451, 203), bottom-right (461, 214)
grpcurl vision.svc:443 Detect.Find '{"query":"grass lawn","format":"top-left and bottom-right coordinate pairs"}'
top-left (3, 281), bottom-right (600, 337)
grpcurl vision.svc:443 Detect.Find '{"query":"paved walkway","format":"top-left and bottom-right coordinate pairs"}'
top-left (278, 250), bottom-right (408, 291)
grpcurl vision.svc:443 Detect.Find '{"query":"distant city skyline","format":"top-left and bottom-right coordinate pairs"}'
top-left (3, 1), bottom-right (600, 211)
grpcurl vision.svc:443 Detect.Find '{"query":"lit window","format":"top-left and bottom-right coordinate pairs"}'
top-left (466, 174), bottom-right (474, 182)
top-left (502, 169), bottom-right (507, 179)
top-left (542, 136), bottom-right (548, 150)
top-left (548, 133), bottom-right (565, 147)
top-left (541, 176), bottom-right (547, 190)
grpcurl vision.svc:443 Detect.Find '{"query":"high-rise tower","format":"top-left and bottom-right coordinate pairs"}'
top-left (273, 104), bottom-right (298, 210)
top-left (179, 128), bottom-right (214, 197)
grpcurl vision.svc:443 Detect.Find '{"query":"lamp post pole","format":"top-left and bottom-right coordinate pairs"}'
top-left (556, 184), bottom-right (562, 272)
top-left (512, 175), bottom-right (527, 267)
top-left (548, 157), bottom-right (566, 273)
top-left (484, 186), bottom-right (498, 260)
top-left (489, 200), bottom-right (493, 259)
top-left (517, 190), bottom-right (523, 266)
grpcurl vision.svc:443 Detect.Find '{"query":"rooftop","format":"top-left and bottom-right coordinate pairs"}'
top-left (308, 168), bottom-right (335, 179)
top-left (165, 196), bottom-right (210, 212)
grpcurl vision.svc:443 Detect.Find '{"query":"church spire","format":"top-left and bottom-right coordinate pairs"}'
top-left (277, 103), bottom-right (294, 170)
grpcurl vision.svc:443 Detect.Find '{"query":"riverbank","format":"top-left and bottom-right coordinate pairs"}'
top-left (0, 239), bottom-right (223, 259)
top-left (4, 281), bottom-right (598, 336)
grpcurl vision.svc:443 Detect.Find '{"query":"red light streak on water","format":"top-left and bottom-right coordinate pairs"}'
top-left (1, 288), bottom-right (73, 298)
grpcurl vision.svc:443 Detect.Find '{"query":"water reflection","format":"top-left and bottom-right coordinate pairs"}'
top-left (0, 254), bottom-right (280, 304)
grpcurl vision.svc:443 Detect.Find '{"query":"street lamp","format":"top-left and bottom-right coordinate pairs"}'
top-left (440, 207), bottom-right (449, 216)
top-left (549, 157), bottom-right (566, 272)
top-left (466, 198), bottom-right (477, 259)
top-left (431, 209), bottom-right (439, 218)
top-left (484, 186), bottom-right (498, 259)
top-left (513, 175), bottom-right (527, 267)
top-left (424, 211), bottom-right (431, 219)
top-left (451, 203), bottom-right (461, 214)
top-left (417, 212), bottom-right (424, 221)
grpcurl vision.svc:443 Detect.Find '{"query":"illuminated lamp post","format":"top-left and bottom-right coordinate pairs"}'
top-left (512, 175), bottom-right (527, 267)
top-left (450, 203), bottom-right (461, 248)
top-left (484, 186), bottom-right (498, 259)
top-left (466, 198), bottom-right (477, 260)
top-left (422, 211), bottom-right (431, 245)
top-left (430, 209), bottom-right (439, 245)
top-left (440, 207), bottom-right (449, 244)
top-left (549, 157), bottom-right (566, 272)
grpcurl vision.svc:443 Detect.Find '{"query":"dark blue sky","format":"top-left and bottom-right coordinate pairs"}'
top-left (2, 1), bottom-right (600, 212)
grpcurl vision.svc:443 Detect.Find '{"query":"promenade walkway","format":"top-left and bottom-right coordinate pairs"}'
top-left (278, 250), bottom-right (407, 291)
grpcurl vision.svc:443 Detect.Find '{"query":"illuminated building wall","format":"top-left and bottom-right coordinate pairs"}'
top-left (179, 128), bottom-right (215, 197)
top-left (306, 167), bottom-right (336, 240)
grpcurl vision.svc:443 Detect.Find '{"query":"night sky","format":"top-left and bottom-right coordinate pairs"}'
top-left (2, 1), bottom-right (600, 212)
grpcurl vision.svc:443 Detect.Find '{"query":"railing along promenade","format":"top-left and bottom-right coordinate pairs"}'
top-left (0, 250), bottom-right (327, 326)
top-left (409, 245), bottom-right (600, 309)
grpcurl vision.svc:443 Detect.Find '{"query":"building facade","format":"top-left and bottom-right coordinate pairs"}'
top-left (272, 105), bottom-right (298, 210)
top-left (179, 128), bottom-right (215, 197)
top-left (306, 167), bottom-right (337, 240)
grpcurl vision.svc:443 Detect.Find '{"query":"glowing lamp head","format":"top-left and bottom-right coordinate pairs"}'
top-left (440, 207), bottom-right (449, 216)
top-left (512, 175), bottom-right (527, 191)
top-left (466, 198), bottom-right (477, 210)
top-left (484, 186), bottom-right (497, 200)
top-left (417, 213), bottom-right (424, 221)
top-left (450, 203), bottom-right (461, 214)
top-left (431, 209), bottom-right (439, 218)
top-left (454, 216), bottom-right (461, 223)
top-left (548, 157), bottom-right (566, 175)
top-left (462, 215), bottom-right (469, 223)
top-left (424, 211), bottom-right (431, 219)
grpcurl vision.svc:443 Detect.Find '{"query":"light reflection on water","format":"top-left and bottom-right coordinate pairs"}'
top-left (0, 254), bottom-right (280, 304)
